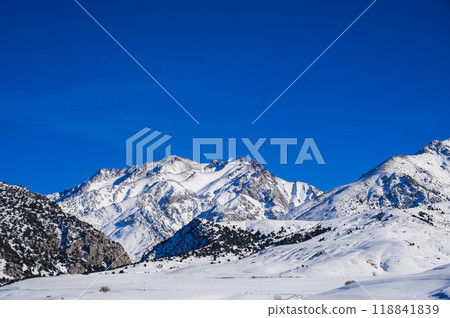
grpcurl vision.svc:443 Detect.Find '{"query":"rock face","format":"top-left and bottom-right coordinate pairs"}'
top-left (49, 156), bottom-right (321, 260)
top-left (143, 219), bottom-right (265, 261)
top-left (286, 139), bottom-right (450, 220)
top-left (0, 181), bottom-right (131, 286)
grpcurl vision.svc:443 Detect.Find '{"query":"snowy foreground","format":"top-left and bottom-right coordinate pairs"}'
top-left (0, 256), bottom-right (449, 300)
top-left (1, 205), bottom-right (450, 300)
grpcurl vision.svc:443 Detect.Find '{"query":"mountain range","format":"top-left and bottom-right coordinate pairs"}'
top-left (0, 138), bottom-right (449, 299)
top-left (49, 156), bottom-right (321, 260)
top-left (49, 139), bottom-right (450, 267)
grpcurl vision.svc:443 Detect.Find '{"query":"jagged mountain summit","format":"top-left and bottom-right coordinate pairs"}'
top-left (286, 139), bottom-right (450, 221)
top-left (49, 156), bottom-right (321, 260)
top-left (0, 181), bottom-right (131, 287)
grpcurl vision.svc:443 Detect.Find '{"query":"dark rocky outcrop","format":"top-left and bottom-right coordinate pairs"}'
top-left (141, 218), bottom-right (330, 261)
top-left (0, 181), bottom-right (131, 286)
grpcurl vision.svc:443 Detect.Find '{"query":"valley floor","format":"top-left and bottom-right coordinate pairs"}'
top-left (0, 257), bottom-right (449, 300)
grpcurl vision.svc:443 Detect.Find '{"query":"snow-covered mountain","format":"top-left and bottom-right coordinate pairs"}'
top-left (0, 181), bottom-right (131, 287)
top-left (49, 156), bottom-right (321, 260)
top-left (285, 139), bottom-right (450, 221)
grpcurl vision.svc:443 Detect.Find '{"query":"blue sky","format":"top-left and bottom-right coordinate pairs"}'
top-left (1, 0), bottom-right (449, 194)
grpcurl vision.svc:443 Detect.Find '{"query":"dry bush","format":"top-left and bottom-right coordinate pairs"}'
top-left (99, 286), bottom-right (111, 293)
top-left (345, 280), bottom-right (356, 286)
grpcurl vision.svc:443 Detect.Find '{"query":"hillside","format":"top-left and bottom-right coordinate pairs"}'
top-left (0, 181), bottom-right (131, 286)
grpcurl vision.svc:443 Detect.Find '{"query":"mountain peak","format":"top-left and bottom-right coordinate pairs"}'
top-left (288, 138), bottom-right (450, 221)
top-left (416, 138), bottom-right (450, 156)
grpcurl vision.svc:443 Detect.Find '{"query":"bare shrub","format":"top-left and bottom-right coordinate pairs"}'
top-left (99, 286), bottom-right (111, 293)
top-left (344, 280), bottom-right (356, 286)
top-left (273, 294), bottom-right (282, 300)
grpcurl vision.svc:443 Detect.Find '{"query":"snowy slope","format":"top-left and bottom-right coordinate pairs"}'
top-left (247, 205), bottom-right (450, 278)
top-left (144, 203), bottom-right (450, 279)
top-left (49, 156), bottom-right (321, 260)
top-left (307, 263), bottom-right (450, 300)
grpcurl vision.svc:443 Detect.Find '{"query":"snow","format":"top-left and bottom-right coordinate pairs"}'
top-left (0, 256), bottom-right (376, 300)
top-left (0, 256), bottom-right (448, 300)
top-left (308, 263), bottom-right (450, 300)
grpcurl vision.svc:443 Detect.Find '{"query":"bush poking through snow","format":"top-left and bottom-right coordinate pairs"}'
top-left (345, 280), bottom-right (356, 286)
top-left (273, 294), bottom-right (282, 300)
top-left (99, 286), bottom-right (111, 293)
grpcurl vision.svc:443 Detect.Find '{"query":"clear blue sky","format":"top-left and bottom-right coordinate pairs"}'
top-left (1, 0), bottom-right (449, 194)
